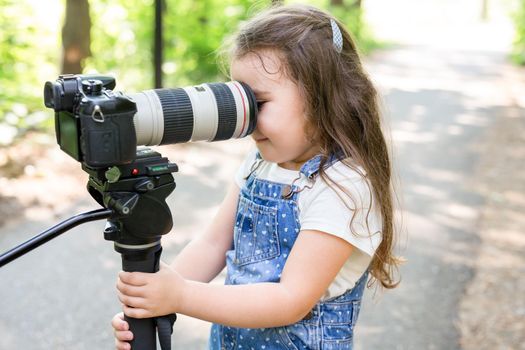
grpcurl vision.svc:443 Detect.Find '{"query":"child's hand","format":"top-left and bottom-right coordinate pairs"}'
top-left (111, 312), bottom-right (133, 350)
top-left (117, 261), bottom-right (186, 319)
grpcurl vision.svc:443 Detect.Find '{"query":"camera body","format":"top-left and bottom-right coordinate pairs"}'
top-left (45, 74), bottom-right (138, 168)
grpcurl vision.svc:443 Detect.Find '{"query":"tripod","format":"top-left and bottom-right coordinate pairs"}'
top-left (0, 148), bottom-right (178, 350)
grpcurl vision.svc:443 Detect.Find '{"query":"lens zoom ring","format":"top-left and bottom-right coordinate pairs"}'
top-left (208, 83), bottom-right (237, 141)
top-left (155, 88), bottom-right (194, 144)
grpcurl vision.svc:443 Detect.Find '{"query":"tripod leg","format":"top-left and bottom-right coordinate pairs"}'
top-left (119, 243), bottom-right (162, 350)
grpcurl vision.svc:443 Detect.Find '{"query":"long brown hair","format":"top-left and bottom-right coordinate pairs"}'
top-left (222, 4), bottom-right (401, 289)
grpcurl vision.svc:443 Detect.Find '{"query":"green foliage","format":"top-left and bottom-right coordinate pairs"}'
top-left (0, 0), bottom-right (60, 142)
top-left (80, 0), bottom-right (376, 89)
top-left (84, 0), bottom-right (155, 90)
top-left (162, 0), bottom-right (265, 86)
top-left (512, 0), bottom-right (525, 65)
top-left (85, 0), bottom-right (261, 90)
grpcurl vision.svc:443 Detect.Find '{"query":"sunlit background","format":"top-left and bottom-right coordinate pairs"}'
top-left (0, 0), bottom-right (524, 349)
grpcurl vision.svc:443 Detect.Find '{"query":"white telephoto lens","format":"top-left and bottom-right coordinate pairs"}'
top-left (130, 81), bottom-right (257, 146)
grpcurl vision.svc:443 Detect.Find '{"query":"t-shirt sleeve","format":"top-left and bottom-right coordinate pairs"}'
top-left (299, 172), bottom-right (382, 257)
top-left (234, 149), bottom-right (258, 188)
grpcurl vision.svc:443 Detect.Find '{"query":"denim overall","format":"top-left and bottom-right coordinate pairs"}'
top-left (209, 154), bottom-right (369, 350)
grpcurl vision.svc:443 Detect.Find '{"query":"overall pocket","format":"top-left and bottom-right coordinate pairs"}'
top-left (234, 196), bottom-right (280, 266)
top-left (321, 300), bottom-right (359, 350)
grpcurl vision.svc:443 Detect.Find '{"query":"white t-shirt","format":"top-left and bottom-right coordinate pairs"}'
top-left (235, 151), bottom-right (382, 300)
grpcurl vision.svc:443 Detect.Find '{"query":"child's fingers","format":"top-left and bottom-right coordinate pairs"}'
top-left (112, 311), bottom-right (133, 350)
top-left (117, 291), bottom-right (147, 310)
top-left (119, 271), bottom-right (148, 286)
top-left (115, 337), bottom-right (131, 350)
top-left (111, 312), bottom-right (129, 331)
top-left (117, 277), bottom-right (146, 297)
top-left (114, 329), bottom-right (134, 341)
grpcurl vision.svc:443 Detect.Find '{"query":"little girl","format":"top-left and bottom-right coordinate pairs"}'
top-left (113, 4), bottom-right (399, 349)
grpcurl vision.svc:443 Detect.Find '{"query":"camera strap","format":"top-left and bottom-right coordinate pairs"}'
top-left (155, 313), bottom-right (177, 350)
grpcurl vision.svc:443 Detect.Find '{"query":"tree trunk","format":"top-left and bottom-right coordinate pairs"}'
top-left (61, 0), bottom-right (91, 74)
top-left (154, 0), bottom-right (164, 88)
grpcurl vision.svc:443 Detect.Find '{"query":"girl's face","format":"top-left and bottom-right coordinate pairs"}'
top-left (230, 50), bottom-right (320, 170)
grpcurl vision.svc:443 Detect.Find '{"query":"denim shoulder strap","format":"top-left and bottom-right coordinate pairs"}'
top-left (299, 153), bottom-right (342, 179)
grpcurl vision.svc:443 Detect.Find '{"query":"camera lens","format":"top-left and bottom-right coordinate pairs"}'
top-left (130, 81), bottom-right (257, 146)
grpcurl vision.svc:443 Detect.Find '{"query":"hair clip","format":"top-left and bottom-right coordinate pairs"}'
top-left (330, 18), bottom-right (343, 53)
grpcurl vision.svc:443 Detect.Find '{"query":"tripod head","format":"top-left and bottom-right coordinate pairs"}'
top-left (84, 147), bottom-right (177, 246)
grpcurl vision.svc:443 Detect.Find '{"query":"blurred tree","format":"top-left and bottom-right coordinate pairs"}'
top-left (154, 0), bottom-right (165, 88)
top-left (62, 0), bottom-right (92, 74)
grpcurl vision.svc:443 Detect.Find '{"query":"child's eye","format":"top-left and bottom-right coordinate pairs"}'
top-left (257, 101), bottom-right (267, 110)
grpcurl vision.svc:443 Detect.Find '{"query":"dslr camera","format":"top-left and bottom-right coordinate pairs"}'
top-left (44, 74), bottom-right (258, 168)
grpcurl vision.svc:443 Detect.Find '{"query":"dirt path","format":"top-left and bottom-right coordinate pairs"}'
top-left (458, 64), bottom-right (525, 349)
top-left (0, 133), bottom-right (86, 228)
